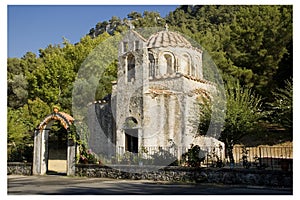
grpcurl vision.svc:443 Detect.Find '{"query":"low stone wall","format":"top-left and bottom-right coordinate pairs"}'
top-left (76, 164), bottom-right (292, 187)
top-left (6, 163), bottom-right (292, 187)
top-left (7, 162), bottom-right (32, 175)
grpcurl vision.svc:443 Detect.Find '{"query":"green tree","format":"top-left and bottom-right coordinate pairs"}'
top-left (7, 58), bottom-right (28, 108)
top-left (27, 36), bottom-right (98, 112)
top-left (72, 33), bottom-right (120, 121)
top-left (25, 97), bottom-right (52, 129)
top-left (95, 59), bottom-right (118, 100)
top-left (127, 11), bottom-right (142, 20)
top-left (7, 57), bottom-right (21, 77)
top-left (7, 107), bottom-right (33, 161)
top-left (20, 52), bottom-right (41, 73)
top-left (268, 79), bottom-right (293, 132)
top-left (7, 108), bottom-right (29, 146)
top-left (220, 76), bottom-right (267, 163)
top-left (8, 53), bottom-right (41, 109)
top-left (89, 11), bottom-right (165, 38)
top-left (166, 5), bottom-right (292, 96)
top-left (8, 74), bottom-right (28, 108)
top-left (138, 11), bottom-right (165, 28)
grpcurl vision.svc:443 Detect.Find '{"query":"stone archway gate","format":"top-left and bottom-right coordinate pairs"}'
top-left (33, 109), bottom-right (76, 175)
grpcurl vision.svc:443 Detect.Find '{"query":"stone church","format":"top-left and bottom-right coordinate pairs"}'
top-left (88, 27), bottom-right (224, 159)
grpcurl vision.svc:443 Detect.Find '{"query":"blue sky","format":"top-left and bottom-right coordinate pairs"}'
top-left (8, 5), bottom-right (178, 58)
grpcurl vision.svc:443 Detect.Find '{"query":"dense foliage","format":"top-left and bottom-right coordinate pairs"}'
top-left (7, 6), bottom-right (292, 162)
top-left (221, 76), bottom-right (268, 162)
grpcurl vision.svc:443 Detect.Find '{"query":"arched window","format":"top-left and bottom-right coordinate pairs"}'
top-left (160, 52), bottom-right (174, 75)
top-left (165, 54), bottom-right (173, 74)
top-left (127, 54), bottom-right (135, 82)
top-left (148, 53), bottom-right (155, 78)
top-left (124, 117), bottom-right (138, 128)
top-left (123, 42), bottom-right (128, 53)
top-left (134, 41), bottom-right (139, 51)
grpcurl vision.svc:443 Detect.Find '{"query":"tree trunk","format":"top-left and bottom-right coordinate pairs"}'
top-left (225, 139), bottom-right (235, 164)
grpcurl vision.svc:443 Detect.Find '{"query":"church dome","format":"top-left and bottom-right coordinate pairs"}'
top-left (147, 30), bottom-right (192, 48)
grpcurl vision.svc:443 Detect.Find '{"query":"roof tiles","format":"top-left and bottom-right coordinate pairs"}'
top-left (147, 31), bottom-right (192, 48)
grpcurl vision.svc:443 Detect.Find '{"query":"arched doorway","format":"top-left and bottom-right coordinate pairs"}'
top-left (124, 117), bottom-right (139, 153)
top-left (32, 108), bottom-right (76, 176)
top-left (47, 121), bottom-right (68, 174)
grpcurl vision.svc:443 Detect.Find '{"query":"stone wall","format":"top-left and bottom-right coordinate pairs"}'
top-left (87, 100), bottom-right (116, 157)
top-left (7, 162), bottom-right (32, 175)
top-left (7, 162), bottom-right (292, 188)
top-left (76, 164), bottom-right (292, 187)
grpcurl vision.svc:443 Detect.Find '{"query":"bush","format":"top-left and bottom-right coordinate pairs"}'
top-left (78, 149), bottom-right (98, 164)
top-left (7, 144), bottom-right (33, 162)
top-left (182, 145), bottom-right (206, 167)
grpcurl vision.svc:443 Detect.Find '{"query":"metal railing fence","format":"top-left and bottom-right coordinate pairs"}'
top-left (115, 145), bottom-right (292, 171)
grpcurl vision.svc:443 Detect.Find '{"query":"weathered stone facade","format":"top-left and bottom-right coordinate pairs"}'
top-left (87, 98), bottom-right (116, 157)
top-left (92, 29), bottom-right (224, 159)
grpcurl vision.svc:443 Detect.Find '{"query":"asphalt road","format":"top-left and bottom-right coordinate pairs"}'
top-left (7, 175), bottom-right (292, 195)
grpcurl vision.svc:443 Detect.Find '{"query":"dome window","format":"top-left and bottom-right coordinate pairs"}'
top-left (160, 52), bottom-right (174, 75)
top-left (149, 53), bottom-right (155, 78)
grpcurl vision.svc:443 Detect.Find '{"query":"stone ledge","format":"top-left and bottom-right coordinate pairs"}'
top-left (7, 162), bottom-right (32, 166)
top-left (7, 162), bottom-right (32, 175)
